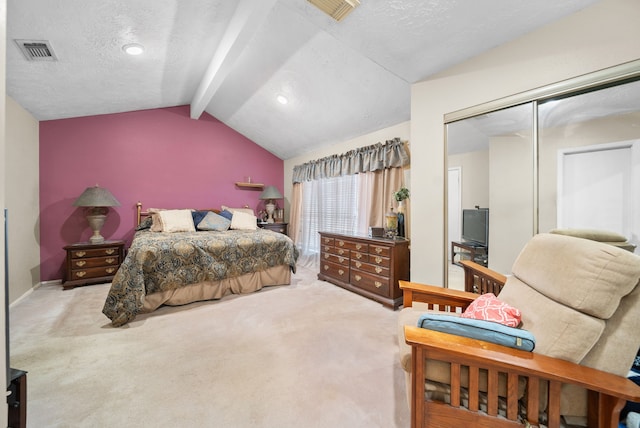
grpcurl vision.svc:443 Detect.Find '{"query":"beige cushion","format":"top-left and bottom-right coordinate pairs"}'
top-left (510, 233), bottom-right (640, 319)
top-left (397, 307), bottom-right (425, 372)
top-left (498, 276), bottom-right (604, 363)
top-left (549, 228), bottom-right (628, 242)
top-left (230, 211), bottom-right (258, 231)
top-left (158, 209), bottom-right (196, 232)
top-left (221, 205), bottom-right (255, 216)
top-left (148, 208), bottom-right (165, 232)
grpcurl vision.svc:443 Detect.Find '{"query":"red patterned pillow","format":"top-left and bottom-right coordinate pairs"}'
top-left (461, 293), bottom-right (522, 327)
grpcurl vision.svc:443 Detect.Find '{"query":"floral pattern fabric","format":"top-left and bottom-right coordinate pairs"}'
top-left (102, 229), bottom-right (298, 326)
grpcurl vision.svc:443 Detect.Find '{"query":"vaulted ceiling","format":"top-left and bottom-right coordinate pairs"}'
top-left (6, 0), bottom-right (597, 159)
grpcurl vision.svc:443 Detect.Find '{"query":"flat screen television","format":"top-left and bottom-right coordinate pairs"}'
top-left (461, 208), bottom-right (489, 247)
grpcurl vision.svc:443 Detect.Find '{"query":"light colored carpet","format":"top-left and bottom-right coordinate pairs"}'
top-left (10, 265), bottom-right (410, 427)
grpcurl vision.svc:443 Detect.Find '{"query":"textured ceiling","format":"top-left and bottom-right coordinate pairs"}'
top-left (6, 0), bottom-right (598, 159)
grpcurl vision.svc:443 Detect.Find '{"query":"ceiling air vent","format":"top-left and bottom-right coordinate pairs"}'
top-left (15, 40), bottom-right (58, 61)
top-left (307, 0), bottom-right (360, 22)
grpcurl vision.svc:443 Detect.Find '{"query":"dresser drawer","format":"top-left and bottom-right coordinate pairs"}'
top-left (320, 236), bottom-right (334, 246)
top-left (69, 246), bottom-right (120, 259)
top-left (69, 265), bottom-right (119, 281)
top-left (327, 246), bottom-right (350, 257)
top-left (351, 260), bottom-right (390, 278)
top-left (321, 252), bottom-right (349, 266)
top-left (333, 238), bottom-right (360, 251)
top-left (350, 270), bottom-right (390, 297)
top-left (320, 261), bottom-right (350, 282)
top-left (369, 254), bottom-right (390, 268)
top-left (351, 251), bottom-right (368, 263)
top-left (368, 244), bottom-right (391, 258)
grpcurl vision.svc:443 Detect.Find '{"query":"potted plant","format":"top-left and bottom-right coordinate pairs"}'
top-left (393, 187), bottom-right (410, 212)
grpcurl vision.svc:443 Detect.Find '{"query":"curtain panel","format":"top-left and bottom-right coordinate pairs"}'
top-left (292, 137), bottom-right (409, 183)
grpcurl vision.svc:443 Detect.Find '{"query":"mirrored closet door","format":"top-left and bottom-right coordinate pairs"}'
top-left (445, 62), bottom-right (640, 288)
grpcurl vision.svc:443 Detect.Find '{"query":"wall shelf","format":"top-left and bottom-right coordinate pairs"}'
top-left (235, 182), bottom-right (264, 189)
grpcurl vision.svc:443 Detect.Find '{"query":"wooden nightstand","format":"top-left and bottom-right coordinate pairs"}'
top-left (258, 222), bottom-right (288, 235)
top-left (63, 240), bottom-right (125, 290)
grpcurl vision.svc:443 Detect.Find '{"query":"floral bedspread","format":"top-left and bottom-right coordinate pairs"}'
top-left (102, 229), bottom-right (298, 326)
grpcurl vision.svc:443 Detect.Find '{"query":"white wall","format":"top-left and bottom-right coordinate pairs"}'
top-left (410, 0), bottom-right (640, 285)
top-left (6, 96), bottom-right (40, 303)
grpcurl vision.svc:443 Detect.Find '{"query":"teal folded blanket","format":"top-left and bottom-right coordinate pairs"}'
top-left (417, 313), bottom-right (536, 351)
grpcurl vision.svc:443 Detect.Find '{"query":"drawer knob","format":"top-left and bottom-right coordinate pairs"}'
top-left (106, 268), bottom-right (115, 274)
top-left (105, 258), bottom-right (115, 264)
top-left (105, 249), bottom-right (115, 255)
top-left (375, 267), bottom-right (382, 274)
top-left (76, 271), bottom-right (86, 278)
top-left (324, 238), bottom-right (330, 243)
top-left (324, 265), bottom-right (329, 271)
top-left (375, 257), bottom-right (382, 264)
top-left (75, 251), bottom-right (86, 257)
top-left (338, 249), bottom-right (345, 255)
top-left (338, 257), bottom-right (345, 263)
top-left (356, 253), bottom-right (362, 259)
top-left (75, 261), bottom-right (86, 267)
top-left (355, 262), bottom-right (361, 268)
top-left (338, 240), bottom-right (344, 247)
top-left (356, 244), bottom-right (362, 250)
top-left (324, 254), bottom-right (329, 259)
top-left (338, 269), bottom-right (344, 276)
top-left (354, 275), bottom-right (362, 282)
top-left (324, 246), bottom-right (330, 251)
top-left (375, 247), bottom-right (383, 254)
top-left (375, 281), bottom-right (382, 288)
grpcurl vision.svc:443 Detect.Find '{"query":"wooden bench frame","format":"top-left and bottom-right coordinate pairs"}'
top-left (400, 261), bottom-right (640, 428)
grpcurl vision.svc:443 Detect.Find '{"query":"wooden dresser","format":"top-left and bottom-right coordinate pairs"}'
top-left (318, 232), bottom-right (409, 309)
top-left (63, 240), bottom-right (125, 290)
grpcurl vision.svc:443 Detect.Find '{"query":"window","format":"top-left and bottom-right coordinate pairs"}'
top-left (298, 174), bottom-right (361, 265)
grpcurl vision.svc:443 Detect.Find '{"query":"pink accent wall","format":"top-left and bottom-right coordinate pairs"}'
top-left (39, 105), bottom-right (284, 281)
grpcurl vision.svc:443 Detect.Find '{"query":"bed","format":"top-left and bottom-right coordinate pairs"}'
top-left (102, 203), bottom-right (298, 327)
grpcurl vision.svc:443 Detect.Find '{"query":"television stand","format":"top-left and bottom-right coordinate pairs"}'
top-left (451, 241), bottom-right (488, 267)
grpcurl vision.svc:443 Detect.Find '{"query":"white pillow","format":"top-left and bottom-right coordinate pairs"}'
top-left (221, 205), bottom-right (255, 216)
top-left (230, 211), bottom-right (258, 231)
top-left (148, 208), bottom-right (165, 232)
top-left (158, 209), bottom-right (196, 232)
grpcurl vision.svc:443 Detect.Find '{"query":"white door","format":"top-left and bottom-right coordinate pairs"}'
top-left (558, 141), bottom-right (637, 244)
top-left (448, 167), bottom-right (462, 261)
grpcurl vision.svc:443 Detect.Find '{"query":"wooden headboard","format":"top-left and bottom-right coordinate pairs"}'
top-left (135, 202), bottom-right (227, 227)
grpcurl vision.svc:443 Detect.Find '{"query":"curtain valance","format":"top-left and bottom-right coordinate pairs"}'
top-left (292, 137), bottom-right (409, 183)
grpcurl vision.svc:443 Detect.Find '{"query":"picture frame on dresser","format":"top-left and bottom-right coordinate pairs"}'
top-left (317, 232), bottom-right (410, 309)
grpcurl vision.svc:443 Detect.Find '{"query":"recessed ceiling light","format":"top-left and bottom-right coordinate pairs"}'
top-left (123, 43), bottom-right (144, 56)
top-left (277, 95), bottom-right (288, 105)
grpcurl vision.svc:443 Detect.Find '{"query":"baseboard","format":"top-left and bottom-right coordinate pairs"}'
top-left (10, 280), bottom-right (61, 308)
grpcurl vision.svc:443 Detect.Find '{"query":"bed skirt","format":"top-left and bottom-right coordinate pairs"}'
top-left (141, 264), bottom-right (292, 313)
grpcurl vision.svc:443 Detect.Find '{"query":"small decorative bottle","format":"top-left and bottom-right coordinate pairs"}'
top-left (385, 207), bottom-right (398, 239)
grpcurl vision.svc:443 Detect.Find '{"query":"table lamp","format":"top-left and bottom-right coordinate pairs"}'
top-left (73, 185), bottom-right (121, 244)
top-left (259, 186), bottom-right (283, 223)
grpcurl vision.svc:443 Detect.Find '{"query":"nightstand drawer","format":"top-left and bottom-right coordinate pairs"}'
top-left (70, 255), bottom-right (120, 269)
top-left (69, 265), bottom-right (119, 281)
top-left (63, 240), bottom-right (125, 289)
top-left (69, 246), bottom-right (120, 259)
top-left (258, 222), bottom-right (288, 235)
